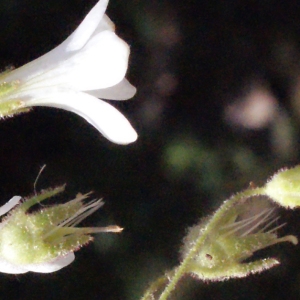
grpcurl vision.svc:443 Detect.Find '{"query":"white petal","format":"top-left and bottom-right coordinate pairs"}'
top-left (18, 31), bottom-right (129, 91)
top-left (0, 196), bottom-right (21, 217)
top-left (87, 78), bottom-right (136, 100)
top-left (0, 257), bottom-right (28, 274)
top-left (0, 0), bottom-right (112, 85)
top-left (91, 15), bottom-right (116, 37)
top-left (65, 0), bottom-right (110, 52)
top-left (25, 253), bottom-right (75, 273)
top-left (25, 91), bottom-right (137, 144)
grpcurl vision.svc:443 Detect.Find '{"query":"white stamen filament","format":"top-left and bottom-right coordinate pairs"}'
top-left (240, 207), bottom-right (276, 237)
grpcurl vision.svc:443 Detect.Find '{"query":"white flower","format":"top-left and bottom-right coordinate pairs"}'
top-left (0, 0), bottom-right (137, 144)
top-left (0, 186), bottom-right (122, 274)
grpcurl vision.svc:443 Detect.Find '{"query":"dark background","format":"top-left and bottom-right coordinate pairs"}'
top-left (1, 0), bottom-right (300, 299)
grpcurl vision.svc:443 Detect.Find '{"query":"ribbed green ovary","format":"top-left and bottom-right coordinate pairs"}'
top-left (0, 210), bottom-right (57, 265)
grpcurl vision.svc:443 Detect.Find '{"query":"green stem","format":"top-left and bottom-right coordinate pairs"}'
top-left (156, 186), bottom-right (267, 300)
top-left (140, 273), bottom-right (171, 300)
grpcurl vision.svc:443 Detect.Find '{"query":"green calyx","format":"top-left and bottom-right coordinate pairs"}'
top-left (0, 80), bottom-right (19, 97)
top-left (0, 186), bottom-right (122, 266)
top-left (181, 196), bottom-right (297, 280)
top-left (0, 80), bottom-right (29, 117)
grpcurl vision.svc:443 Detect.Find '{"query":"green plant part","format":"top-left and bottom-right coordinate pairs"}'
top-left (0, 80), bottom-right (29, 117)
top-left (148, 184), bottom-right (298, 300)
top-left (181, 196), bottom-right (297, 281)
top-left (0, 185), bottom-right (122, 274)
top-left (265, 165), bottom-right (300, 208)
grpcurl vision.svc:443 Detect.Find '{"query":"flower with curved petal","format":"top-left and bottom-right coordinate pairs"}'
top-left (0, 0), bottom-right (137, 144)
top-left (0, 186), bottom-right (122, 274)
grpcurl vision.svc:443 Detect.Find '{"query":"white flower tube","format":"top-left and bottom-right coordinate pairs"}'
top-left (0, 0), bottom-right (137, 144)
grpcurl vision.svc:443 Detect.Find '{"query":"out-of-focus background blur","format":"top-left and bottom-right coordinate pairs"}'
top-left (1, 0), bottom-right (300, 299)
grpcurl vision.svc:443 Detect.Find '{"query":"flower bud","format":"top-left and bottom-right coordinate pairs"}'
top-left (265, 166), bottom-right (300, 208)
